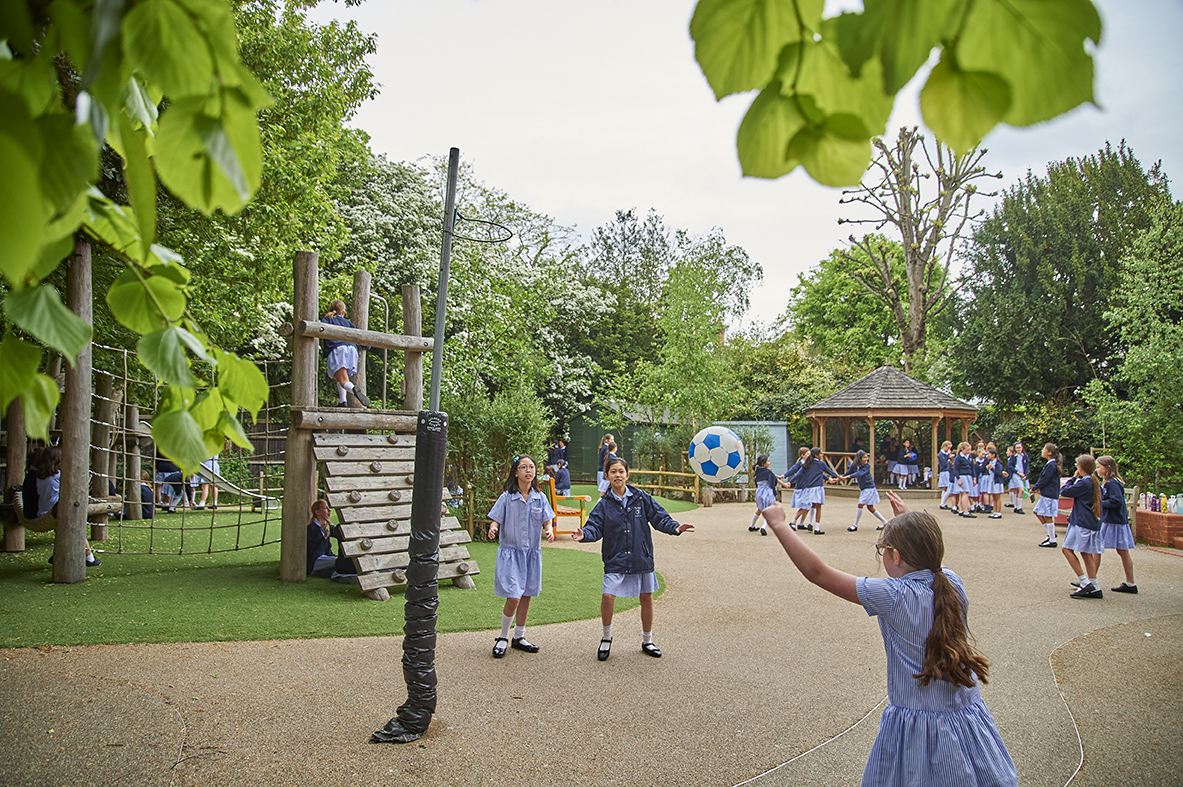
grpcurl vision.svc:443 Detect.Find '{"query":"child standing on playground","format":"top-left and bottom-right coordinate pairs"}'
top-left (1007, 443), bottom-right (1029, 515)
top-left (1061, 454), bottom-right (1105, 599)
top-left (937, 441), bottom-right (954, 510)
top-left (786, 446), bottom-right (812, 530)
top-left (750, 454), bottom-right (790, 535)
top-left (982, 447), bottom-right (1007, 519)
top-left (842, 450), bottom-right (890, 532)
top-left (1096, 455), bottom-right (1137, 594)
top-left (596, 433), bottom-right (614, 490)
top-left (597, 440), bottom-right (617, 495)
top-left (763, 497), bottom-right (1017, 787)
top-left (1031, 443), bottom-right (1062, 548)
top-left (322, 299), bottom-right (370, 408)
top-left (487, 454), bottom-right (555, 658)
top-left (785, 447), bottom-right (839, 535)
top-left (952, 442), bottom-right (976, 517)
top-left (573, 456), bottom-right (693, 661)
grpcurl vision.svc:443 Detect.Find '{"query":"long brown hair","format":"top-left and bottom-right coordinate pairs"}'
top-left (1076, 454), bottom-right (1102, 519)
top-left (1096, 455), bottom-right (1123, 484)
top-left (878, 512), bottom-right (991, 688)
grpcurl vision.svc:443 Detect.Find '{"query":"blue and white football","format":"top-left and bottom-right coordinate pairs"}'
top-left (688, 426), bottom-right (745, 483)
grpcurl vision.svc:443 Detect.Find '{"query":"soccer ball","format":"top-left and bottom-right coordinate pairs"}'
top-left (688, 426), bottom-right (745, 483)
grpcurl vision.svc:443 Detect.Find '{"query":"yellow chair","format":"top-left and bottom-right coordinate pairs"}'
top-left (543, 476), bottom-right (591, 536)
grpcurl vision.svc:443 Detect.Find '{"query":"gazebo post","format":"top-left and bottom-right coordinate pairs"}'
top-left (868, 417), bottom-right (877, 483)
top-left (930, 418), bottom-right (939, 489)
top-left (961, 418), bottom-right (969, 444)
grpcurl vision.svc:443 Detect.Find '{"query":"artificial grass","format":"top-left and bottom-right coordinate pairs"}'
top-left (568, 483), bottom-right (699, 515)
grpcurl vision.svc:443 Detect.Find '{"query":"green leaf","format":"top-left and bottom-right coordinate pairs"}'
top-left (84, 188), bottom-right (142, 259)
top-left (122, 0), bottom-right (215, 97)
top-left (788, 114), bottom-right (871, 186)
top-left (154, 89), bottom-right (263, 214)
top-left (190, 388), bottom-right (226, 432)
top-left (0, 1), bottom-right (35, 55)
top-left (0, 91), bottom-right (50, 287)
top-left (106, 267), bottom-right (187, 334)
top-left (137, 327), bottom-right (197, 388)
top-left (691, 0), bottom-right (823, 100)
top-left (20, 374), bottom-right (61, 442)
top-left (218, 409), bottom-right (253, 450)
top-left (781, 37), bottom-right (893, 136)
top-left (48, 1), bottom-right (91, 72)
top-left (36, 113), bottom-right (100, 215)
top-left (151, 407), bottom-right (209, 476)
top-left (956, 0), bottom-right (1101, 126)
top-left (174, 322), bottom-right (214, 362)
top-left (118, 113), bottom-right (157, 252)
top-left (0, 331), bottom-right (42, 414)
top-left (736, 82), bottom-right (806, 178)
top-left (121, 75), bottom-right (159, 130)
top-left (4, 285), bottom-right (94, 363)
top-left (919, 56), bottom-right (1011, 154)
top-left (833, 0), bottom-right (961, 92)
top-left (0, 53), bottom-right (58, 114)
top-left (214, 349), bottom-right (268, 419)
top-left (81, 0), bottom-right (125, 90)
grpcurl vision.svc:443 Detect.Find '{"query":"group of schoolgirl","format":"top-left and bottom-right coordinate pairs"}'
top-left (486, 451), bottom-right (691, 661)
top-left (938, 440), bottom-right (1025, 519)
top-left (21, 444), bottom-right (102, 567)
top-left (1029, 444), bottom-right (1138, 599)
top-left (882, 437), bottom-right (922, 489)
top-left (749, 447), bottom-right (891, 535)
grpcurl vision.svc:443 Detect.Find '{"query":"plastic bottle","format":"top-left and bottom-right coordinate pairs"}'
top-left (1140, 493), bottom-right (1147, 510)
top-left (1162, 493), bottom-right (1169, 513)
top-left (1149, 495), bottom-right (1158, 512)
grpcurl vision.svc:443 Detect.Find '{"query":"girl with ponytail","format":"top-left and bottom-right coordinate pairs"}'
top-left (1061, 454), bottom-right (1106, 599)
top-left (763, 497), bottom-right (1016, 786)
top-left (1030, 443), bottom-right (1063, 547)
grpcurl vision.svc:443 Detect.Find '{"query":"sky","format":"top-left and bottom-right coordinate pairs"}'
top-left (309, 0), bottom-right (1183, 327)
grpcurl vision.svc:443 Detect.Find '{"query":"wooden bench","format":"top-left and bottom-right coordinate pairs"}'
top-left (3, 486), bottom-right (122, 534)
top-left (542, 476), bottom-right (591, 536)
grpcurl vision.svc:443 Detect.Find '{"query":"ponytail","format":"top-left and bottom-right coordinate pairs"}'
top-left (1045, 443), bottom-right (1062, 475)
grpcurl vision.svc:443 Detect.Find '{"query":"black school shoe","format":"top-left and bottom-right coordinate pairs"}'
top-left (1070, 585), bottom-right (1103, 599)
top-left (641, 642), bottom-right (662, 658)
top-left (511, 637), bottom-right (539, 653)
top-left (1038, 538), bottom-right (1057, 548)
top-left (1111, 583), bottom-right (1139, 594)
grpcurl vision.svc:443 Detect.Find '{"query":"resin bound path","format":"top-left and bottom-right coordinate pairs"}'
top-left (2, 496), bottom-right (1180, 787)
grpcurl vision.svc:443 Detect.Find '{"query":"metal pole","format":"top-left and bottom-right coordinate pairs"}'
top-left (429, 147), bottom-right (459, 413)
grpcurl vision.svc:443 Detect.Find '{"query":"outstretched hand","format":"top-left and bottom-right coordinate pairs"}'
top-left (676, 523), bottom-right (694, 534)
top-left (884, 491), bottom-right (909, 517)
top-left (571, 528), bottom-right (584, 542)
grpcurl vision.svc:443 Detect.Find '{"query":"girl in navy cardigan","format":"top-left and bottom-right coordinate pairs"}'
top-left (1006, 443), bottom-right (1029, 513)
top-left (1097, 455), bottom-right (1137, 593)
top-left (1061, 454), bottom-right (1105, 598)
top-left (841, 450), bottom-right (890, 531)
top-left (573, 457), bottom-right (693, 661)
top-left (785, 447), bottom-right (840, 535)
top-left (1031, 444), bottom-right (1062, 547)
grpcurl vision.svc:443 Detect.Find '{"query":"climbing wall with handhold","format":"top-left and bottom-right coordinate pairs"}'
top-left (313, 431), bottom-right (478, 598)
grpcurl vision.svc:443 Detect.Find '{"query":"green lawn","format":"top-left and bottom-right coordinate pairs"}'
top-left (0, 489), bottom-right (697, 648)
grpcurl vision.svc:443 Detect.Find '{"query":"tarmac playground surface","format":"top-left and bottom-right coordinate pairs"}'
top-left (1, 495), bottom-right (1180, 786)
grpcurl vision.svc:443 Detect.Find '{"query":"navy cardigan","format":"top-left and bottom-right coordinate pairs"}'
top-left (580, 486), bottom-right (682, 575)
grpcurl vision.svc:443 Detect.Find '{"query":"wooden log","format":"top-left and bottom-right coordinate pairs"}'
top-left (351, 271), bottom-right (371, 403)
top-left (281, 250), bottom-right (319, 583)
top-left (55, 240), bottom-right (91, 584)
top-left (340, 533), bottom-right (409, 557)
top-left (313, 433), bottom-right (416, 448)
top-left (5, 399), bottom-right (26, 552)
top-left (89, 374), bottom-right (114, 542)
top-left (125, 403), bottom-right (142, 520)
top-left (320, 460), bottom-right (415, 477)
top-left (402, 284), bottom-right (423, 411)
top-left (356, 544), bottom-right (470, 574)
top-left (312, 445), bottom-right (416, 462)
top-left (291, 408), bottom-right (418, 432)
top-left (357, 559), bottom-right (479, 591)
top-left (290, 319), bottom-right (434, 353)
top-left (339, 519), bottom-right (412, 539)
top-left (326, 488), bottom-right (414, 509)
top-left (336, 503), bottom-right (413, 523)
top-left (323, 474), bottom-right (413, 493)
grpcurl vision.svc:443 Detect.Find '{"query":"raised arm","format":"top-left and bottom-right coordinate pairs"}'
top-left (765, 504), bottom-right (859, 604)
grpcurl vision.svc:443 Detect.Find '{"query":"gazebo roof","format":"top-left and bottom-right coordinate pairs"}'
top-left (807, 365), bottom-right (977, 416)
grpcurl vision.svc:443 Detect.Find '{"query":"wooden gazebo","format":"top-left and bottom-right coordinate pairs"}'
top-left (805, 366), bottom-right (978, 486)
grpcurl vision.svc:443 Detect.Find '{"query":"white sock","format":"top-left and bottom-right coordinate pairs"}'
top-left (854, 509), bottom-right (864, 527)
top-left (336, 384), bottom-right (348, 403)
top-left (641, 630), bottom-right (653, 645)
top-left (940, 488), bottom-right (950, 505)
top-left (513, 624), bottom-right (525, 640)
top-left (500, 614), bottom-right (513, 639)
top-left (751, 513), bottom-right (760, 527)
top-left (1087, 577), bottom-right (1098, 590)
top-left (602, 624), bottom-right (613, 641)
top-left (873, 510), bottom-right (889, 524)
top-left (1046, 523), bottom-right (1056, 541)
top-left (807, 509), bottom-right (815, 526)
top-left (1077, 574), bottom-right (1088, 585)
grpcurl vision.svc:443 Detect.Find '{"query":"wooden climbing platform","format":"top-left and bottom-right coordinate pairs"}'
top-left (313, 431), bottom-right (479, 595)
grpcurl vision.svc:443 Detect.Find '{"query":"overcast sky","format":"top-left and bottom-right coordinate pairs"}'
top-left (310, 0), bottom-right (1183, 326)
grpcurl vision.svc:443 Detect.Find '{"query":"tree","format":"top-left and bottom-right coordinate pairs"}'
top-left (949, 142), bottom-right (1172, 405)
top-left (690, 0), bottom-right (1102, 186)
top-left (835, 127), bottom-right (998, 376)
top-left (1086, 201), bottom-right (1183, 491)
top-left (1, 0), bottom-right (273, 470)
top-left (787, 235), bottom-right (953, 374)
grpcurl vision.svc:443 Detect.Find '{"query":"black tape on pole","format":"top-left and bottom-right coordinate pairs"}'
top-left (371, 410), bottom-right (446, 744)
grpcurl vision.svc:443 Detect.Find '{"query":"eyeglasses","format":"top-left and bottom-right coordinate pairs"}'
top-left (875, 544), bottom-right (894, 557)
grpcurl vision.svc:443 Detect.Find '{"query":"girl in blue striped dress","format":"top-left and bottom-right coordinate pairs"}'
top-left (1096, 455), bottom-right (1137, 593)
top-left (765, 498), bottom-right (1017, 787)
top-left (1060, 454), bottom-right (1105, 599)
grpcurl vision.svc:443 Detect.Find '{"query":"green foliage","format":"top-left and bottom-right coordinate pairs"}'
top-left (1, 0), bottom-right (276, 471)
top-left (949, 142), bottom-right (1172, 405)
top-left (977, 400), bottom-right (1100, 479)
top-left (1086, 201), bottom-right (1183, 492)
top-left (691, 0), bottom-right (1102, 186)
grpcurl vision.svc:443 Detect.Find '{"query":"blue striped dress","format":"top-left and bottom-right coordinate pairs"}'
top-left (856, 569), bottom-right (1017, 787)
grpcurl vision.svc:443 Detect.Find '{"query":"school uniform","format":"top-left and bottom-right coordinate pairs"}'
top-left (980, 458), bottom-right (1004, 495)
top-left (1006, 453), bottom-right (1028, 490)
top-left (597, 452), bottom-right (616, 493)
top-left (35, 472), bottom-right (60, 517)
top-left (307, 518), bottom-right (337, 576)
top-left (580, 484), bottom-right (682, 597)
top-left (786, 459), bottom-right (838, 507)
top-left (953, 452), bottom-right (976, 494)
top-left (754, 465), bottom-right (779, 510)
top-left (937, 450), bottom-right (952, 490)
top-left (849, 463), bottom-right (880, 506)
top-left (488, 487), bottom-right (555, 599)
top-left (596, 444), bottom-right (609, 488)
top-left (857, 569), bottom-right (1017, 787)
top-left (1060, 476), bottom-right (1104, 554)
top-left (903, 448), bottom-right (920, 480)
top-left (1031, 460), bottom-right (1061, 517)
top-left (887, 445), bottom-right (905, 478)
top-left (322, 314), bottom-right (358, 378)
top-left (554, 465), bottom-right (571, 496)
top-left (1100, 478), bottom-right (1135, 550)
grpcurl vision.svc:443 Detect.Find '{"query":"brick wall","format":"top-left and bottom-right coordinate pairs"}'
top-left (1134, 509), bottom-right (1183, 548)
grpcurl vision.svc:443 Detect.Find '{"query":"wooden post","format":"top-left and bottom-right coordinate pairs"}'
top-left (930, 418), bottom-right (939, 491)
top-left (351, 271), bottom-right (371, 407)
top-left (868, 416), bottom-right (877, 485)
top-left (402, 284), bottom-right (423, 411)
top-left (961, 418), bottom-right (969, 444)
top-left (89, 374), bottom-right (114, 541)
top-left (5, 400), bottom-right (26, 551)
top-left (694, 473), bottom-right (701, 505)
top-left (55, 240), bottom-right (91, 584)
top-left (125, 404), bottom-right (142, 520)
top-left (281, 250), bottom-right (319, 582)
